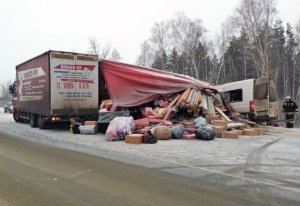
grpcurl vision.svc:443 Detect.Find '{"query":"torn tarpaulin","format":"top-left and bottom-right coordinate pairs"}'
top-left (100, 60), bottom-right (216, 107)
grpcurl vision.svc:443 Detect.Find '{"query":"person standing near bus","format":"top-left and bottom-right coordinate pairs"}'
top-left (282, 96), bottom-right (298, 128)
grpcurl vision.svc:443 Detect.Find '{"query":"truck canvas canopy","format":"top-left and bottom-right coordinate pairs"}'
top-left (100, 60), bottom-right (216, 107)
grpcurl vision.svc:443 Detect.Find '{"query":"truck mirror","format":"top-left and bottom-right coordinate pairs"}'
top-left (9, 82), bottom-right (16, 95)
top-left (9, 84), bottom-right (13, 94)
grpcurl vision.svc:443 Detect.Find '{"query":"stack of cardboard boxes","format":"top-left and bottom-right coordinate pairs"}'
top-left (211, 118), bottom-right (266, 139)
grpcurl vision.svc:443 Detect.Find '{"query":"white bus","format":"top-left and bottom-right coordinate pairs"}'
top-left (217, 76), bottom-right (278, 122)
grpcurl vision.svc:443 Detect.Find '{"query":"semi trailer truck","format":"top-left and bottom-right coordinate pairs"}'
top-left (10, 50), bottom-right (218, 129)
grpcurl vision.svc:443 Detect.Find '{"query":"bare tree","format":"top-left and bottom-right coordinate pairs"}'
top-left (149, 22), bottom-right (171, 70)
top-left (150, 22), bottom-right (170, 53)
top-left (136, 12), bottom-right (212, 80)
top-left (88, 38), bottom-right (121, 60)
top-left (136, 41), bottom-right (154, 67)
top-left (110, 49), bottom-right (121, 61)
top-left (0, 83), bottom-right (5, 97)
top-left (235, 0), bottom-right (277, 77)
top-left (0, 80), bottom-right (13, 98)
top-left (100, 43), bottom-right (112, 59)
top-left (88, 37), bottom-right (100, 56)
top-left (296, 19), bottom-right (300, 52)
top-left (169, 12), bottom-right (206, 79)
top-left (215, 17), bottom-right (236, 84)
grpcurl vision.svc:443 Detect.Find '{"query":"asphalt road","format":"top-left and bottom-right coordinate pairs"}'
top-left (0, 132), bottom-right (298, 206)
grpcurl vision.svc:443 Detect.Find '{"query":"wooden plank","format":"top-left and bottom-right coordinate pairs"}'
top-left (176, 88), bottom-right (191, 108)
top-left (162, 94), bottom-right (180, 116)
top-left (215, 106), bottom-right (232, 122)
top-left (191, 90), bottom-right (201, 110)
top-left (187, 89), bottom-right (197, 112)
top-left (207, 96), bottom-right (215, 115)
top-left (235, 117), bottom-right (256, 125)
top-left (186, 89), bottom-right (195, 106)
top-left (198, 92), bottom-right (204, 108)
top-left (163, 108), bottom-right (172, 120)
top-left (226, 123), bottom-right (245, 129)
top-left (196, 90), bottom-right (202, 107)
top-left (202, 94), bottom-right (208, 110)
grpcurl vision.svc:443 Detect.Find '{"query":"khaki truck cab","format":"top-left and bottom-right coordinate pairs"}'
top-left (217, 76), bottom-right (278, 122)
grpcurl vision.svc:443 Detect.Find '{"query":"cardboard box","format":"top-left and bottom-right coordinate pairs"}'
top-left (242, 129), bottom-right (259, 136)
top-left (182, 134), bottom-right (196, 140)
top-left (84, 121), bottom-right (97, 126)
top-left (232, 130), bottom-right (243, 136)
top-left (205, 115), bottom-right (220, 123)
top-left (213, 120), bottom-right (228, 128)
top-left (255, 128), bottom-right (266, 135)
top-left (213, 128), bottom-right (228, 137)
top-left (222, 131), bottom-right (239, 139)
top-left (125, 134), bottom-right (143, 144)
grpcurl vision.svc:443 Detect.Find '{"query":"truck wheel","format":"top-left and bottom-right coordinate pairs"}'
top-left (4, 109), bottom-right (7, 113)
top-left (30, 114), bottom-right (38, 128)
top-left (98, 123), bottom-right (109, 134)
top-left (38, 116), bottom-right (47, 129)
top-left (13, 110), bottom-right (23, 122)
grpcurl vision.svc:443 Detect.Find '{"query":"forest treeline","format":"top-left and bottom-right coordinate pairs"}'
top-left (136, 0), bottom-right (300, 102)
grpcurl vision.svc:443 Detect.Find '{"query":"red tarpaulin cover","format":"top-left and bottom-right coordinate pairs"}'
top-left (100, 60), bottom-right (216, 107)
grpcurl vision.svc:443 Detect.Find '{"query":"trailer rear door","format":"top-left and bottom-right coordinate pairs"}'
top-left (50, 52), bottom-right (98, 115)
top-left (254, 76), bottom-right (278, 118)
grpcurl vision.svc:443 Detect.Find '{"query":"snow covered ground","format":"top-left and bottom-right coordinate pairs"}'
top-left (0, 108), bottom-right (300, 202)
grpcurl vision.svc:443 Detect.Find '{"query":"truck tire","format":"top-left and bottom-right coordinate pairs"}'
top-left (98, 123), bottom-right (109, 134)
top-left (38, 116), bottom-right (47, 129)
top-left (30, 114), bottom-right (38, 128)
top-left (4, 109), bottom-right (7, 113)
top-left (13, 110), bottom-right (23, 122)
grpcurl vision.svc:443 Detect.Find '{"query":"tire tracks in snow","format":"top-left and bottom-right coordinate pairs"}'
top-left (244, 138), bottom-right (281, 205)
top-left (244, 138), bottom-right (281, 176)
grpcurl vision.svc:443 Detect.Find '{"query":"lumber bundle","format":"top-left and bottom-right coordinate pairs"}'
top-left (173, 88), bottom-right (206, 116)
top-left (176, 88), bottom-right (191, 108)
top-left (141, 88), bottom-right (235, 121)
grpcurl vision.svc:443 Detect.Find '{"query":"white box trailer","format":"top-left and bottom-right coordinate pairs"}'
top-left (11, 50), bottom-right (99, 129)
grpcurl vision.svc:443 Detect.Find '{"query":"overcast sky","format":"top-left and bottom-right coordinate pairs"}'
top-left (0, 0), bottom-right (299, 84)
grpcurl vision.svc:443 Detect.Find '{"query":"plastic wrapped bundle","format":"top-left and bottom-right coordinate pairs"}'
top-left (171, 125), bottom-right (185, 139)
top-left (79, 125), bottom-right (97, 134)
top-left (193, 116), bottom-right (207, 128)
top-left (106, 116), bottom-right (134, 141)
top-left (195, 125), bottom-right (214, 141)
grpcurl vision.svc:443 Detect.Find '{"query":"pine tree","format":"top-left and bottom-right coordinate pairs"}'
top-left (270, 19), bottom-right (286, 98)
top-left (151, 50), bottom-right (168, 70)
top-left (285, 23), bottom-right (298, 98)
top-left (167, 48), bottom-right (180, 73)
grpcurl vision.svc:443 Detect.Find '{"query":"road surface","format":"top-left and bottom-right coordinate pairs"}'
top-left (1, 131), bottom-right (297, 206)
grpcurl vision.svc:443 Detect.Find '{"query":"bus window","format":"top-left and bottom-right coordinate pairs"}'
top-left (225, 89), bottom-right (243, 102)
